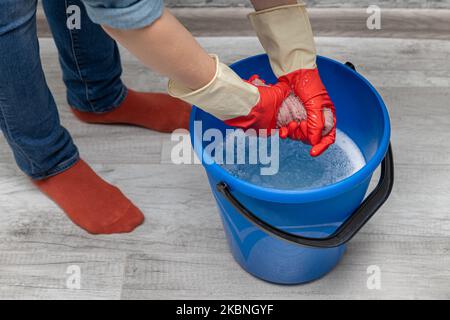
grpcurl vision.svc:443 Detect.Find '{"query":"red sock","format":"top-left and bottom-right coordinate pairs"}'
top-left (34, 159), bottom-right (144, 234)
top-left (71, 89), bottom-right (192, 133)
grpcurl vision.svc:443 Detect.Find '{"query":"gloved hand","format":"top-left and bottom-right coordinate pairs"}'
top-left (224, 76), bottom-right (291, 133)
top-left (249, 2), bottom-right (336, 156)
top-left (248, 75), bottom-right (307, 140)
top-left (280, 69), bottom-right (336, 156)
top-left (249, 74), bottom-right (333, 143)
top-left (168, 55), bottom-right (290, 134)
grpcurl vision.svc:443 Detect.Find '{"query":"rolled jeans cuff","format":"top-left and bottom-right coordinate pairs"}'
top-left (82, 0), bottom-right (164, 30)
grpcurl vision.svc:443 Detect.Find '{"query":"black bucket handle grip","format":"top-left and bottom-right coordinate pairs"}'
top-left (216, 144), bottom-right (394, 248)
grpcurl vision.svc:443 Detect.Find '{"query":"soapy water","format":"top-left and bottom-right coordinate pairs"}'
top-left (220, 129), bottom-right (366, 190)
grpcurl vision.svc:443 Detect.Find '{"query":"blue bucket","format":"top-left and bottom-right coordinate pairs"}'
top-left (190, 54), bottom-right (394, 284)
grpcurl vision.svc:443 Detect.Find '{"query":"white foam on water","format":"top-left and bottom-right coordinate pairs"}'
top-left (334, 129), bottom-right (366, 173)
top-left (220, 129), bottom-right (366, 190)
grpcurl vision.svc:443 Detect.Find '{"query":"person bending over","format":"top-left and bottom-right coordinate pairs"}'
top-left (0, 0), bottom-right (335, 234)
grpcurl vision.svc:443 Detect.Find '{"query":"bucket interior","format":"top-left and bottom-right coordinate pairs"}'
top-left (191, 54), bottom-right (390, 202)
top-left (189, 55), bottom-right (391, 284)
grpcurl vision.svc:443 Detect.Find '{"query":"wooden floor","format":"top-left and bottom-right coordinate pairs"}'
top-left (37, 7), bottom-right (450, 39)
top-left (0, 35), bottom-right (449, 299)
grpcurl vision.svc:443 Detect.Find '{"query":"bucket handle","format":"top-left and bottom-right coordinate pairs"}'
top-left (216, 144), bottom-right (394, 248)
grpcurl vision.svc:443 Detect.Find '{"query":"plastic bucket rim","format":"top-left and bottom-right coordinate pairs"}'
top-left (190, 54), bottom-right (391, 204)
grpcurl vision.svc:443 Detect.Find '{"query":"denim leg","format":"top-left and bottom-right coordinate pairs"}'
top-left (42, 0), bottom-right (127, 113)
top-left (0, 0), bottom-right (79, 179)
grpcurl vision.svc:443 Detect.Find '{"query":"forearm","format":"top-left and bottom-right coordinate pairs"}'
top-left (103, 8), bottom-right (215, 90)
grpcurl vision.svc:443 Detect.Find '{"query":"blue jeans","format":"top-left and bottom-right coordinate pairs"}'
top-left (0, 0), bottom-right (163, 179)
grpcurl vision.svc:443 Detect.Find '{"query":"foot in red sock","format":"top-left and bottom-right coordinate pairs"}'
top-left (71, 89), bottom-right (192, 133)
top-left (34, 159), bottom-right (144, 234)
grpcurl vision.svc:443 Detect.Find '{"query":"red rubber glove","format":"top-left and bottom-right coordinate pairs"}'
top-left (224, 76), bottom-right (290, 134)
top-left (247, 75), bottom-right (308, 140)
top-left (280, 69), bottom-right (336, 157)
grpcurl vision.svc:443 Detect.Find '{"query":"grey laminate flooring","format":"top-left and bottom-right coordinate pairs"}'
top-left (0, 35), bottom-right (449, 299)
